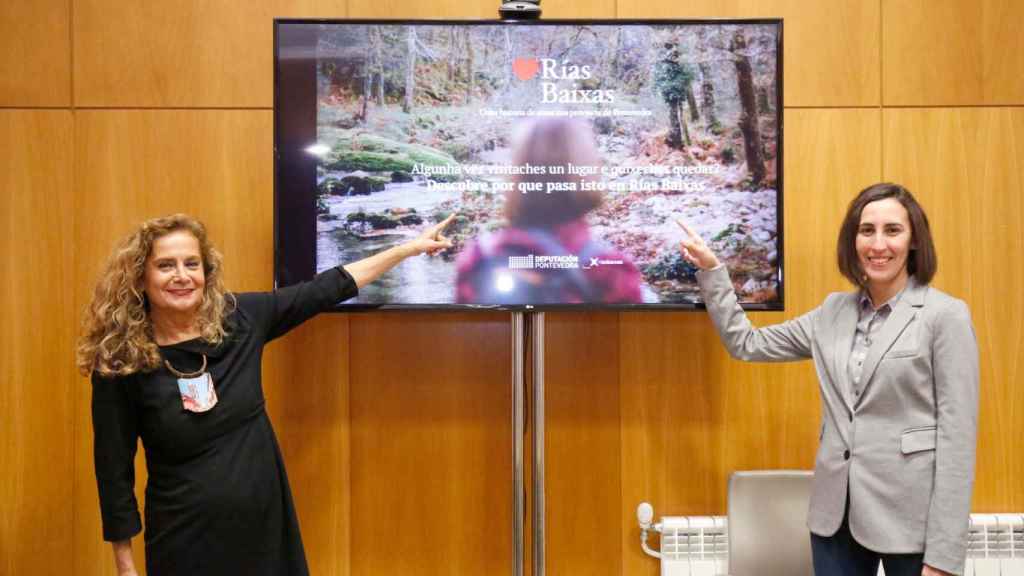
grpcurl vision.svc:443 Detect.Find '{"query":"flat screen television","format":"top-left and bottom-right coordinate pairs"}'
top-left (275, 19), bottom-right (783, 310)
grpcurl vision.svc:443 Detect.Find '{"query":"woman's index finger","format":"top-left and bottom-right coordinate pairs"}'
top-left (675, 218), bottom-right (700, 241)
top-left (433, 213), bottom-right (456, 234)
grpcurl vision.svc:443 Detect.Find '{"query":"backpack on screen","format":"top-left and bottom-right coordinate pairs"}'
top-left (471, 228), bottom-right (605, 305)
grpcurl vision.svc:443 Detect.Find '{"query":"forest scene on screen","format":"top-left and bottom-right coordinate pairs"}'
top-left (314, 23), bottom-right (780, 305)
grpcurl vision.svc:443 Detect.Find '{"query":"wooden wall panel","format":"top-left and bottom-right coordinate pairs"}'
top-left (619, 108), bottom-right (880, 575)
top-left (0, 111), bottom-right (75, 576)
top-left (71, 110), bottom-right (275, 575)
top-left (0, 1), bottom-right (71, 106)
top-left (781, 108), bottom-right (882, 301)
top-left (545, 312), bottom-right (621, 576)
top-left (73, 1), bottom-right (348, 107)
top-left (883, 0), bottom-right (1024, 106)
top-left (349, 312), bottom-right (511, 576)
top-left (616, 0), bottom-right (880, 107)
top-left (264, 315), bottom-right (353, 576)
top-left (348, 0), bottom-right (496, 18)
top-left (346, 0), bottom-right (614, 19)
top-left (71, 110), bottom-right (275, 291)
top-left (619, 311), bottom-right (722, 576)
top-left (883, 107), bottom-right (1024, 512)
top-left (539, 0), bottom-right (616, 19)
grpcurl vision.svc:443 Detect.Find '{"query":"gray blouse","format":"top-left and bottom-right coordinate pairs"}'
top-left (846, 287), bottom-right (905, 404)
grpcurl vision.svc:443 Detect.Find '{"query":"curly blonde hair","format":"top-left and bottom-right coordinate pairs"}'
top-left (77, 214), bottom-right (234, 377)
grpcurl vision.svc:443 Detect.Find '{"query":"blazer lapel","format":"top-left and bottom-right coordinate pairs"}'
top-left (831, 294), bottom-right (859, 413)
top-left (853, 280), bottom-right (927, 409)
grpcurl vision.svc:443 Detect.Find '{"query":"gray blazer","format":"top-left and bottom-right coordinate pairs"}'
top-left (697, 266), bottom-right (978, 575)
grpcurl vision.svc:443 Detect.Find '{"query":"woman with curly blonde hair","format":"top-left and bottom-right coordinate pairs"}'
top-left (80, 213), bottom-right (454, 576)
top-left (77, 214), bottom-right (232, 377)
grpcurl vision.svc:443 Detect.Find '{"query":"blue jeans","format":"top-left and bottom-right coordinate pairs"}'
top-left (811, 510), bottom-right (924, 576)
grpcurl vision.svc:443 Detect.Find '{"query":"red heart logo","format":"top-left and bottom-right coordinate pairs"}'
top-left (512, 58), bottom-right (540, 81)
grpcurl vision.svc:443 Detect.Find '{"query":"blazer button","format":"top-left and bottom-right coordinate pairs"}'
top-left (843, 450), bottom-right (850, 460)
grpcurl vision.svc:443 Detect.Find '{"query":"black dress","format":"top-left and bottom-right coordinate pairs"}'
top-left (92, 267), bottom-right (358, 576)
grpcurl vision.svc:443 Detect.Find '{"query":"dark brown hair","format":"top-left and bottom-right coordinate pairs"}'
top-left (837, 182), bottom-right (936, 287)
top-left (503, 118), bottom-right (604, 227)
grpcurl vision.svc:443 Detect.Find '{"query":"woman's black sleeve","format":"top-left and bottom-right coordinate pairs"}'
top-left (236, 266), bottom-right (359, 342)
top-left (91, 372), bottom-right (142, 542)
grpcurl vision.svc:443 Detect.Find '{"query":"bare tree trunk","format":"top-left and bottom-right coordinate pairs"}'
top-left (771, 58), bottom-right (779, 112)
top-left (686, 84), bottom-right (699, 122)
top-left (483, 28), bottom-right (491, 72)
top-left (465, 29), bottom-right (475, 103)
top-left (667, 101), bottom-right (683, 149)
top-left (360, 70), bottom-right (370, 123)
top-left (403, 27), bottom-right (417, 114)
top-left (447, 28), bottom-right (455, 81)
top-left (373, 26), bottom-right (384, 106)
top-left (679, 103), bottom-right (691, 145)
top-left (359, 36), bottom-right (372, 123)
top-left (504, 28), bottom-right (513, 88)
top-left (611, 27), bottom-right (622, 81)
top-left (596, 27), bottom-right (619, 89)
top-left (699, 62), bottom-right (718, 129)
top-left (695, 27), bottom-right (719, 129)
top-left (731, 29), bottom-right (765, 187)
top-left (597, 38), bottom-right (610, 87)
top-left (757, 85), bottom-right (771, 114)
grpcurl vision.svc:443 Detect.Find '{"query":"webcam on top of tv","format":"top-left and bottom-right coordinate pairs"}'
top-left (499, 0), bottom-right (541, 19)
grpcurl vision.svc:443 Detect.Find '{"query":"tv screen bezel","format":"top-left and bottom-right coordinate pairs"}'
top-left (274, 17), bottom-right (785, 312)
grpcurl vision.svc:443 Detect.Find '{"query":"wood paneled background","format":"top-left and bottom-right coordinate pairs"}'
top-left (1, 1), bottom-right (1020, 575)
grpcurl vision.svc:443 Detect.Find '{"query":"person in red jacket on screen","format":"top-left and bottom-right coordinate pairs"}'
top-left (455, 117), bottom-right (642, 305)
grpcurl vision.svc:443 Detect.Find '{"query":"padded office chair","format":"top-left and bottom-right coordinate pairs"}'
top-left (728, 470), bottom-right (814, 576)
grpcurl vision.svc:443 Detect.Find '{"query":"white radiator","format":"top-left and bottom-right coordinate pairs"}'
top-left (639, 513), bottom-right (1024, 576)
top-left (656, 515), bottom-right (728, 576)
top-left (957, 514), bottom-right (1024, 576)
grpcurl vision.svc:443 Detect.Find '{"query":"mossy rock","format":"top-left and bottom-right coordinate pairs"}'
top-left (346, 211), bottom-right (368, 223)
top-left (346, 209), bottom-right (421, 230)
top-left (326, 152), bottom-right (413, 174)
top-left (642, 251), bottom-right (698, 282)
top-left (363, 213), bottom-right (401, 229)
top-left (391, 170), bottom-right (414, 183)
top-left (324, 132), bottom-right (460, 181)
top-left (441, 141), bottom-right (474, 162)
top-left (712, 223), bottom-right (741, 242)
top-left (329, 174), bottom-right (388, 196)
top-left (346, 212), bottom-right (399, 230)
top-left (388, 207), bottom-right (423, 226)
top-left (318, 177), bottom-right (342, 196)
top-left (397, 213), bottom-right (423, 226)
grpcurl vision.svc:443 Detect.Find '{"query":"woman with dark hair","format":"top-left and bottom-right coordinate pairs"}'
top-left (455, 117), bottom-right (642, 304)
top-left (679, 183), bottom-right (978, 576)
top-left (78, 213), bottom-right (453, 576)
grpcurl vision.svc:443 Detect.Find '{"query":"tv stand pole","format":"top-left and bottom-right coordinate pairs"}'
top-left (512, 310), bottom-right (545, 576)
